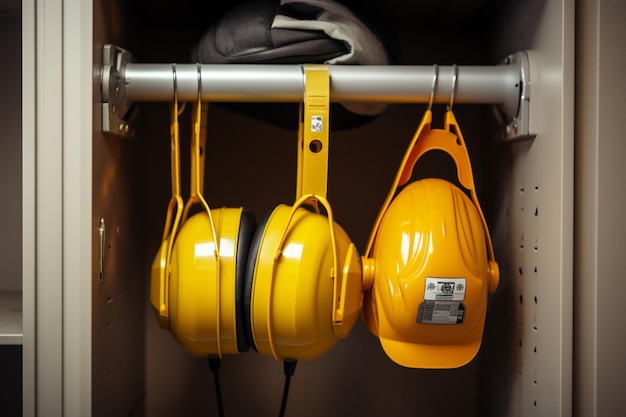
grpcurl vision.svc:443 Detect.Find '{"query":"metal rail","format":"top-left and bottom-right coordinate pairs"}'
top-left (101, 44), bottom-right (531, 140)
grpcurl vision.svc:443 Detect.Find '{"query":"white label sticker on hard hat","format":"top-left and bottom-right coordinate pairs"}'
top-left (417, 278), bottom-right (466, 324)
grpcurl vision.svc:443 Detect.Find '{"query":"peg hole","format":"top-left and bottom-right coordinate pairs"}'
top-left (309, 139), bottom-right (323, 153)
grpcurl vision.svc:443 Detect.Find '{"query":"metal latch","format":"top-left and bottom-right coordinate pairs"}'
top-left (98, 218), bottom-right (106, 283)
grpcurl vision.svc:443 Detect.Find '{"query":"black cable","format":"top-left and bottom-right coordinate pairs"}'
top-left (208, 357), bottom-right (225, 417)
top-left (278, 360), bottom-right (298, 417)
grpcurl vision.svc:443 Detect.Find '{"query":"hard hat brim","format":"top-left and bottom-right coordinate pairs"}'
top-left (379, 334), bottom-right (481, 369)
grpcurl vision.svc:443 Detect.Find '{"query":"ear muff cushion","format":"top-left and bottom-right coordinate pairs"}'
top-left (243, 206), bottom-right (317, 353)
top-left (235, 209), bottom-right (257, 352)
top-left (243, 209), bottom-right (272, 352)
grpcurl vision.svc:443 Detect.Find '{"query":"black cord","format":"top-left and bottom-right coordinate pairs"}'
top-left (208, 357), bottom-right (225, 417)
top-left (278, 360), bottom-right (298, 417)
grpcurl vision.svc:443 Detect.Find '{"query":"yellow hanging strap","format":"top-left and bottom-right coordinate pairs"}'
top-left (297, 64), bottom-right (330, 200)
top-left (155, 92), bottom-right (184, 322)
top-left (184, 81), bottom-right (223, 355)
top-left (443, 110), bottom-right (499, 292)
top-left (183, 77), bottom-right (218, 253)
top-left (364, 110), bottom-right (432, 260)
top-left (266, 64), bottom-right (348, 355)
top-left (181, 101), bottom-right (209, 223)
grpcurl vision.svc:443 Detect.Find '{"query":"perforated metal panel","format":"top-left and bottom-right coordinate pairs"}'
top-left (480, 0), bottom-right (574, 415)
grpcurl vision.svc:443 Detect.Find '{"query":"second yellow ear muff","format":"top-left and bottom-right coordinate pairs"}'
top-left (244, 65), bottom-right (362, 361)
top-left (362, 70), bottom-right (499, 368)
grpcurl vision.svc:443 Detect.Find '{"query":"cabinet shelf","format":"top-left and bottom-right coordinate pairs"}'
top-left (0, 291), bottom-right (22, 345)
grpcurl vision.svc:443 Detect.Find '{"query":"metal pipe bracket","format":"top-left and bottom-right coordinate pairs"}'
top-left (495, 51), bottom-right (534, 141)
top-left (101, 44), bottom-right (136, 138)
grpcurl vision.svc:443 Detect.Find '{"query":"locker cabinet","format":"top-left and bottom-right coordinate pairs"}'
top-left (5, 0), bottom-right (622, 416)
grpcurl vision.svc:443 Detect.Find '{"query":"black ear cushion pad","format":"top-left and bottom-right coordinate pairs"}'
top-left (235, 209), bottom-right (257, 353)
top-left (243, 209), bottom-right (273, 351)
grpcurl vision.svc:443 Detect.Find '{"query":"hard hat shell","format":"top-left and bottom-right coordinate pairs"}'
top-left (366, 178), bottom-right (490, 369)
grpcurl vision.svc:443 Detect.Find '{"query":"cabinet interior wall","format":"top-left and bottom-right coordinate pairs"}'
top-left (0, 13), bottom-right (23, 303)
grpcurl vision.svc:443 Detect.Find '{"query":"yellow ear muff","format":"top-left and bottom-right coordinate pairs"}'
top-left (362, 107), bottom-right (499, 369)
top-left (244, 65), bottom-right (362, 361)
top-left (167, 81), bottom-right (257, 357)
top-left (170, 206), bottom-right (256, 356)
top-left (245, 195), bottom-right (362, 361)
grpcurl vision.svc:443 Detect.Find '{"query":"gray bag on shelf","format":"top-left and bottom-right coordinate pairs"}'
top-left (192, 0), bottom-right (395, 130)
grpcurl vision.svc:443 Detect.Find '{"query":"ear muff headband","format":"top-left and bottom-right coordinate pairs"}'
top-left (150, 70), bottom-right (184, 326)
top-left (364, 109), bottom-right (499, 292)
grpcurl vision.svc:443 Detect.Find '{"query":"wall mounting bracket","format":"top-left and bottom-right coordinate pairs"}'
top-left (101, 44), bottom-right (136, 138)
top-left (495, 51), bottom-right (534, 141)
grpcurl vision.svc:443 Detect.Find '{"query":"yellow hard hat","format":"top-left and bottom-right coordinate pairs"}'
top-left (365, 178), bottom-right (492, 368)
top-left (362, 109), bottom-right (499, 369)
